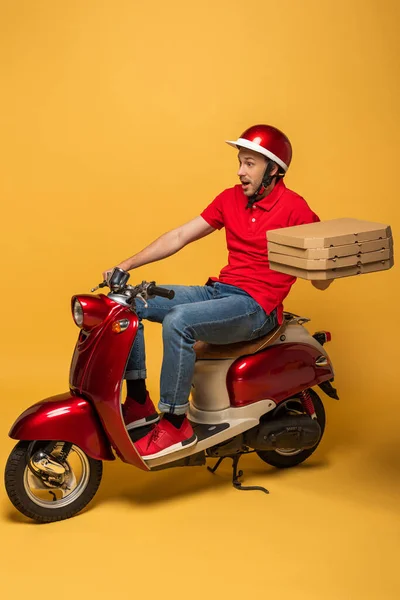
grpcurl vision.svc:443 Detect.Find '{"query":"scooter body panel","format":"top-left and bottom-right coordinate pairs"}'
top-left (228, 342), bottom-right (334, 407)
top-left (8, 392), bottom-right (115, 461)
top-left (191, 324), bottom-right (333, 412)
top-left (69, 295), bottom-right (149, 470)
top-left (69, 294), bottom-right (128, 390)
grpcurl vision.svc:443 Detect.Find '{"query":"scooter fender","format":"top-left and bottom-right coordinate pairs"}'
top-left (8, 392), bottom-right (115, 461)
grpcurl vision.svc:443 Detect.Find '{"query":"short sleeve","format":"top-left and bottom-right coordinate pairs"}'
top-left (289, 198), bottom-right (320, 227)
top-left (200, 191), bottom-right (225, 230)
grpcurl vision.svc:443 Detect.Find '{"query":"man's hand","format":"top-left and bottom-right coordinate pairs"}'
top-left (102, 268), bottom-right (114, 283)
top-left (311, 279), bottom-right (334, 290)
top-left (101, 262), bottom-right (130, 283)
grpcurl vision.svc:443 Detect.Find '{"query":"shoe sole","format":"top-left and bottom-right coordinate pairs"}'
top-left (143, 434), bottom-right (198, 461)
top-left (125, 413), bottom-right (160, 431)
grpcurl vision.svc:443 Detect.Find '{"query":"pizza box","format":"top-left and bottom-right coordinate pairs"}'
top-left (269, 257), bottom-right (394, 280)
top-left (267, 218), bottom-right (392, 249)
top-left (267, 236), bottom-right (393, 259)
top-left (268, 248), bottom-right (392, 270)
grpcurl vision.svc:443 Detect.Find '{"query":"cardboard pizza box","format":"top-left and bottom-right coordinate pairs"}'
top-left (268, 248), bottom-right (392, 270)
top-left (267, 218), bottom-right (392, 249)
top-left (267, 236), bottom-right (393, 259)
top-left (269, 257), bottom-right (394, 280)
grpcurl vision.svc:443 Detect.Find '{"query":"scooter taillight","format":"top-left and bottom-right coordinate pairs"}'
top-left (313, 331), bottom-right (331, 345)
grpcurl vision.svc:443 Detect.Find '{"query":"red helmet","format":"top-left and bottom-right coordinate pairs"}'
top-left (226, 124), bottom-right (292, 172)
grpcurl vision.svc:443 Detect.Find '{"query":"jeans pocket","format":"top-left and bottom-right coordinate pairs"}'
top-left (250, 307), bottom-right (277, 339)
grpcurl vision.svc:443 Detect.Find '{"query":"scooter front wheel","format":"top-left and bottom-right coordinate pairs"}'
top-left (4, 441), bottom-right (103, 523)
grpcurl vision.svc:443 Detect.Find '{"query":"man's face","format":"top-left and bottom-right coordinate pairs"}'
top-left (237, 148), bottom-right (268, 197)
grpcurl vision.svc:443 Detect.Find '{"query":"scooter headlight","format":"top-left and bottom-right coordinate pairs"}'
top-left (72, 299), bottom-right (84, 328)
top-left (71, 295), bottom-right (110, 331)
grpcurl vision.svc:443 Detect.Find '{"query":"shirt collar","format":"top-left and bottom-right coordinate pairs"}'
top-left (245, 179), bottom-right (286, 212)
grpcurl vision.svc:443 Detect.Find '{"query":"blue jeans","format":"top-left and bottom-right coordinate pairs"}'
top-left (125, 282), bottom-right (277, 415)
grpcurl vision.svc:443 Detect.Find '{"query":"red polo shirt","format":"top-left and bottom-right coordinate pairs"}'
top-left (200, 179), bottom-right (320, 324)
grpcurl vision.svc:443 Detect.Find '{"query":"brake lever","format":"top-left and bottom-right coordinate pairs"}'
top-left (135, 293), bottom-right (148, 308)
top-left (91, 281), bottom-right (108, 292)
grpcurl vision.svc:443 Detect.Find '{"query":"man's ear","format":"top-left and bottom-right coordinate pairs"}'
top-left (270, 161), bottom-right (279, 176)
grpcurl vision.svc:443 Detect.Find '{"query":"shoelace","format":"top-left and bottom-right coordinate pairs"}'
top-left (149, 424), bottom-right (163, 444)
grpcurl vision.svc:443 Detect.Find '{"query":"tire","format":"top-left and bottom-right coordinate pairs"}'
top-left (4, 441), bottom-right (103, 523)
top-left (256, 389), bottom-right (326, 469)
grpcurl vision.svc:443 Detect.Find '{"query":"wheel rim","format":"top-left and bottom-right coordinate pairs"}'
top-left (23, 444), bottom-right (91, 509)
top-left (273, 399), bottom-right (309, 456)
top-left (274, 446), bottom-right (303, 457)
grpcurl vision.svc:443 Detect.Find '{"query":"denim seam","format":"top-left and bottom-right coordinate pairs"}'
top-left (183, 310), bottom-right (264, 332)
top-left (158, 399), bottom-right (189, 415)
top-left (252, 313), bottom-right (277, 337)
top-left (182, 307), bottom-right (273, 345)
top-left (170, 333), bottom-right (186, 412)
top-left (125, 369), bottom-right (147, 380)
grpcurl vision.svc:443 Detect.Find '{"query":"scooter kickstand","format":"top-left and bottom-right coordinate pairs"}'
top-left (232, 454), bottom-right (269, 494)
top-left (208, 454), bottom-right (269, 494)
top-left (207, 456), bottom-right (226, 474)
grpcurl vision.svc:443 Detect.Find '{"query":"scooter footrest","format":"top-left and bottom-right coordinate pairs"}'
top-left (151, 451), bottom-right (206, 470)
top-left (189, 421), bottom-right (230, 442)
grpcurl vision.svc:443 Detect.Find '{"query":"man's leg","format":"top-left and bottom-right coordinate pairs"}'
top-left (122, 284), bottom-right (214, 429)
top-left (159, 288), bottom-right (276, 414)
top-left (135, 283), bottom-right (277, 458)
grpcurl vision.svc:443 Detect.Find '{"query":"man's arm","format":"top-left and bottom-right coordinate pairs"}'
top-left (103, 216), bottom-right (215, 278)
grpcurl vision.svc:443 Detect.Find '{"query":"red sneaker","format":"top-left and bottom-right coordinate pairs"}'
top-left (134, 417), bottom-right (197, 460)
top-left (122, 393), bottom-right (160, 431)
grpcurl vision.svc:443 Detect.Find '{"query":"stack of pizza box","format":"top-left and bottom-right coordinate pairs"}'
top-left (267, 218), bottom-right (394, 280)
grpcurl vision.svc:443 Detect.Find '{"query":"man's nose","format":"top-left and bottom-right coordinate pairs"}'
top-left (237, 164), bottom-right (246, 177)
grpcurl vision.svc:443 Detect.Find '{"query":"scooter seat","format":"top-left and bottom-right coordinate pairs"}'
top-left (194, 320), bottom-right (287, 360)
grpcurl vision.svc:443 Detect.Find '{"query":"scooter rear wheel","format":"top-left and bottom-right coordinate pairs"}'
top-left (256, 389), bottom-right (326, 469)
top-left (4, 440), bottom-right (103, 523)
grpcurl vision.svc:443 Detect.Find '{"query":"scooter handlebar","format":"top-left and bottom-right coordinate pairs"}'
top-left (91, 278), bottom-right (175, 300)
top-left (147, 284), bottom-right (175, 300)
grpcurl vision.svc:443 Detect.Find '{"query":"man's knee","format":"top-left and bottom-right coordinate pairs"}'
top-left (162, 305), bottom-right (191, 334)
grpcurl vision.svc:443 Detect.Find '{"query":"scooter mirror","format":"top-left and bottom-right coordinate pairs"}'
top-left (108, 267), bottom-right (130, 292)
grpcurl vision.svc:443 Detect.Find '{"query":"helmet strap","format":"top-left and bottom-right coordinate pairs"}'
top-left (245, 160), bottom-right (276, 209)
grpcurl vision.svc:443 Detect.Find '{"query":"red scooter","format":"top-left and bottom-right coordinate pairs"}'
top-left (5, 268), bottom-right (338, 523)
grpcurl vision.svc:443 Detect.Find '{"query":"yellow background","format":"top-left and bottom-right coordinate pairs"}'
top-left (0, 1), bottom-right (399, 598)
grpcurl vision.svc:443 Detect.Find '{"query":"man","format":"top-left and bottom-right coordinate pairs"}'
top-left (103, 124), bottom-right (330, 460)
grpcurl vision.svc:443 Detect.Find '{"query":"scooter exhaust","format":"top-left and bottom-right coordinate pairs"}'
top-left (244, 415), bottom-right (321, 451)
